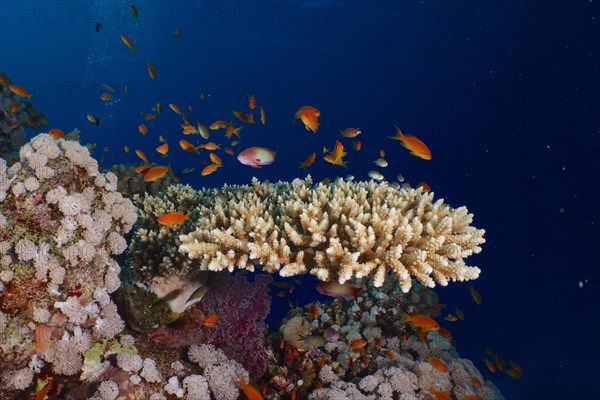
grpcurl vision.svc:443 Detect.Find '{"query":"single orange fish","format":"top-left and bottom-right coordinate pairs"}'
top-left (509, 361), bottom-right (522, 373)
top-left (308, 304), bottom-right (319, 319)
top-left (298, 152), bottom-right (316, 169)
top-left (428, 357), bottom-right (448, 373)
top-left (156, 143), bottom-right (169, 157)
top-left (225, 125), bottom-right (243, 139)
top-left (484, 346), bottom-right (496, 358)
top-left (506, 367), bottom-right (523, 380)
top-left (438, 328), bottom-right (453, 341)
top-left (470, 376), bottom-right (482, 388)
top-left (135, 165), bottom-right (151, 173)
top-left (231, 141), bottom-right (240, 146)
top-left (259, 106), bottom-right (266, 125)
top-left (135, 149), bottom-right (149, 163)
top-left (144, 113), bottom-right (156, 120)
top-left (388, 125), bottom-right (431, 160)
top-left (129, 5), bottom-right (138, 19)
top-left (316, 281), bottom-right (360, 298)
top-left (379, 149), bottom-right (385, 158)
top-left (169, 103), bottom-right (181, 115)
top-left (275, 291), bottom-right (286, 298)
top-left (444, 314), bottom-right (459, 322)
top-left (247, 93), bottom-right (256, 110)
top-left (120, 34), bottom-right (136, 51)
top-left (232, 110), bottom-right (251, 124)
top-left (418, 182), bottom-right (432, 192)
top-left (340, 127), bottom-right (361, 138)
top-left (236, 375), bottom-right (263, 400)
top-left (224, 147), bottom-right (235, 156)
top-left (494, 355), bottom-right (506, 371)
top-left (138, 124), bottom-right (148, 135)
top-left (9, 84), bottom-right (33, 98)
top-left (299, 111), bottom-right (319, 133)
top-left (202, 314), bottom-right (219, 327)
top-left (429, 388), bottom-right (451, 400)
top-left (124, 146), bottom-right (130, 154)
top-left (484, 358), bottom-right (496, 373)
top-left (8, 102), bottom-right (17, 113)
top-left (374, 337), bottom-right (382, 347)
top-left (156, 102), bottom-right (162, 114)
top-left (182, 125), bottom-right (198, 135)
top-left (143, 165), bottom-right (170, 182)
top-left (201, 164), bottom-right (219, 176)
top-left (179, 139), bottom-right (199, 153)
top-left (147, 63), bottom-right (157, 80)
top-left (295, 105), bottom-right (320, 118)
top-left (102, 83), bottom-right (115, 92)
top-left (210, 120), bottom-right (230, 130)
top-left (0, 73), bottom-right (11, 87)
top-left (159, 135), bottom-right (167, 143)
top-left (48, 129), bottom-right (65, 140)
top-left (202, 142), bottom-right (220, 151)
top-left (209, 152), bottom-right (222, 166)
top-left (469, 286), bottom-right (482, 305)
top-left (455, 308), bottom-right (465, 321)
top-left (157, 211), bottom-right (190, 227)
top-left (100, 93), bottom-right (112, 101)
top-left (352, 140), bottom-right (362, 151)
top-left (400, 312), bottom-right (440, 331)
top-left (385, 350), bottom-right (395, 360)
top-left (350, 339), bottom-right (367, 352)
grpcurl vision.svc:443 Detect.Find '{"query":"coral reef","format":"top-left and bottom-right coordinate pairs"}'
top-left (0, 133), bottom-right (136, 396)
top-left (263, 277), bottom-right (504, 399)
top-left (0, 77), bottom-right (49, 160)
top-left (130, 176), bottom-right (485, 295)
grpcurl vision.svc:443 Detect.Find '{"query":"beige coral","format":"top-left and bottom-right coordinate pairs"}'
top-left (172, 176), bottom-right (484, 292)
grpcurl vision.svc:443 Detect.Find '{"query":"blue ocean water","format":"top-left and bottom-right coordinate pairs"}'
top-left (1, 1), bottom-right (599, 398)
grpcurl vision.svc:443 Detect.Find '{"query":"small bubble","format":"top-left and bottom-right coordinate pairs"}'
top-left (559, 208), bottom-right (564, 213)
top-left (578, 281), bottom-right (583, 288)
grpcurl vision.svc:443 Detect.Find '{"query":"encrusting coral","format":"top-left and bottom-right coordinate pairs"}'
top-left (130, 176), bottom-right (485, 296)
top-left (0, 133), bottom-right (136, 395)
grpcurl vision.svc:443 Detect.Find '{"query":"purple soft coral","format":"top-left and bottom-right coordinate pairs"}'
top-left (199, 272), bottom-right (273, 379)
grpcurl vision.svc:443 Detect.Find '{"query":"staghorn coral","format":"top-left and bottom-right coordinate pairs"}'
top-left (0, 133), bottom-right (137, 395)
top-left (130, 176), bottom-right (485, 294)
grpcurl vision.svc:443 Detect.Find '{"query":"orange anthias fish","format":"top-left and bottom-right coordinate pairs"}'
top-left (209, 152), bottom-right (222, 166)
top-left (138, 124), bottom-right (148, 135)
top-left (120, 34), bottom-right (136, 51)
top-left (484, 358), bottom-right (497, 373)
top-left (147, 63), bottom-right (157, 80)
top-left (418, 182), bottom-right (432, 192)
top-left (182, 124), bottom-right (198, 135)
top-left (225, 125), bottom-right (243, 139)
top-left (469, 286), bottom-right (482, 305)
top-left (400, 312), bottom-right (440, 331)
top-left (324, 140), bottom-right (348, 168)
top-left (156, 143), bottom-right (169, 157)
top-left (455, 308), bottom-right (465, 321)
top-left (100, 93), bottom-right (112, 101)
top-left (470, 376), bottom-right (482, 388)
top-left (428, 357), bottom-right (448, 373)
top-left (124, 146), bottom-right (130, 154)
top-left (135, 165), bottom-right (151, 174)
top-left (201, 164), bottom-right (220, 176)
top-left (135, 149), bottom-right (149, 163)
top-left (259, 106), bottom-right (266, 125)
top-left (157, 211), bottom-right (190, 227)
top-left (236, 375), bottom-right (263, 400)
top-left (129, 5), bottom-right (138, 19)
top-left (200, 142), bottom-right (220, 151)
top-left (340, 127), bottom-right (361, 138)
top-left (350, 339), bottom-right (367, 352)
top-left (9, 84), bottom-right (33, 98)
top-left (48, 129), bottom-right (65, 140)
top-left (247, 93), bottom-right (256, 110)
top-left (8, 102), bottom-right (17, 113)
top-left (428, 388), bottom-right (451, 400)
top-left (102, 83), bottom-right (115, 92)
top-left (144, 113), bottom-right (156, 120)
top-left (0, 73), bottom-right (11, 87)
top-left (203, 314), bottom-right (219, 328)
top-left (169, 103), bottom-right (181, 115)
top-left (444, 314), bottom-right (459, 322)
top-left (295, 105), bottom-right (320, 118)
top-left (232, 110), bottom-right (252, 124)
top-left (298, 152), bottom-right (316, 169)
top-left (299, 111), bottom-right (319, 133)
top-left (179, 139), bottom-right (200, 153)
top-left (210, 120), bottom-right (230, 130)
top-left (352, 140), bottom-right (362, 151)
top-left (143, 165), bottom-right (170, 182)
top-left (316, 281), bottom-right (360, 298)
top-left (388, 125), bottom-right (432, 160)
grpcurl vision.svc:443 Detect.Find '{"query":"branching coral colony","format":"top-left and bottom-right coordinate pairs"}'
top-left (1, 133), bottom-right (502, 399)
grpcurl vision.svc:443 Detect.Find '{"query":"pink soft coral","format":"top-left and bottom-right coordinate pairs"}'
top-left (199, 272), bottom-right (273, 380)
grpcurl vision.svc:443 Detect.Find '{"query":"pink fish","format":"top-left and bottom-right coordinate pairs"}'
top-left (316, 281), bottom-right (361, 298)
top-left (237, 146), bottom-right (276, 168)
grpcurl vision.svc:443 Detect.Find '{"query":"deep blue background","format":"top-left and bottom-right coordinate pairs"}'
top-left (1, 1), bottom-right (599, 398)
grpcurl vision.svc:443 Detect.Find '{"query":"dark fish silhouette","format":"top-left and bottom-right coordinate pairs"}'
top-left (95, 23), bottom-right (102, 33)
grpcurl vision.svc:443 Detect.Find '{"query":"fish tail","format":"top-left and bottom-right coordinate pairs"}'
top-left (399, 310), bottom-right (410, 323)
